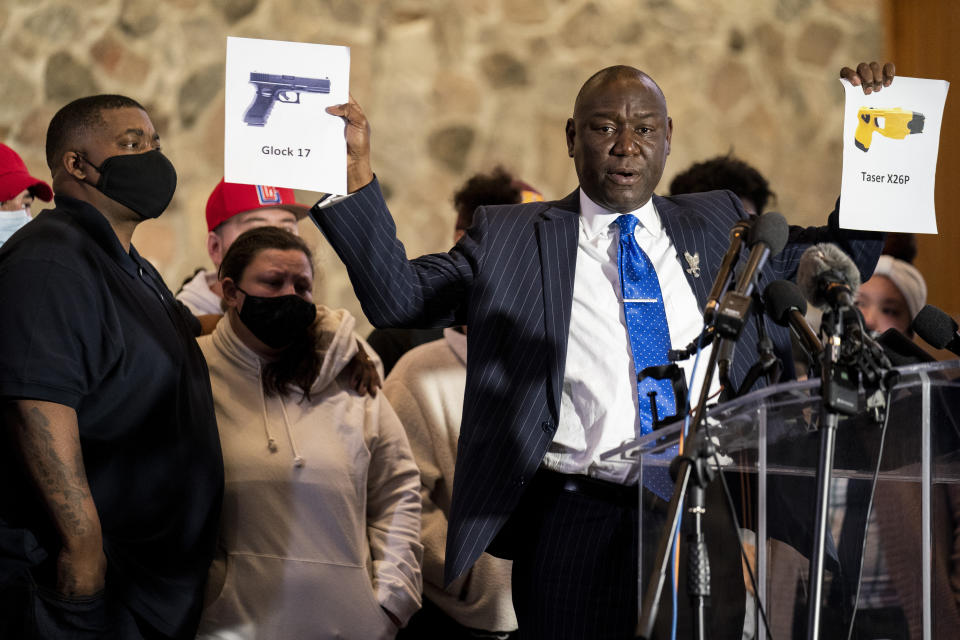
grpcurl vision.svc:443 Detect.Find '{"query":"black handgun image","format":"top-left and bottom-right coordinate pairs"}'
top-left (243, 72), bottom-right (331, 127)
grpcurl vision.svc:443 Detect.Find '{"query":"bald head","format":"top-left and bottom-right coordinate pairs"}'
top-left (566, 66), bottom-right (673, 213)
top-left (573, 66), bottom-right (667, 118)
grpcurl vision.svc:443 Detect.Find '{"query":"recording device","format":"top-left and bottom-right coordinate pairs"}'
top-left (796, 243), bottom-right (861, 310)
top-left (817, 307), bottom-right (898, 416)
top-left (710, 213), bottom-right (789, 401)
top-left (795, 243), bottom-right (895, 415)
top-left (763, 279), bottom-right (823, 359)
top-left (673, 216), bottom-right (777, 361)
top-left (715, 212), bottom-right (789, 339)
top-left (703, 219), bottom-right (751, 324)
top-left (912, 304), bottom-right (960, 356)
top-left (639, 364), bottom-right (689, 429)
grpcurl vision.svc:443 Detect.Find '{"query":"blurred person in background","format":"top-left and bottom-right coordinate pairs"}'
top-left (856, 254), bottom-right (926, 337)
top-left (668, 153), bottom-right (773, 215)
top-left (367, 167), bottom-right (543, 376)
top-left (0, 143), bottom-right (53, 246)
top-left (177, 179), bottom-right (306, 317)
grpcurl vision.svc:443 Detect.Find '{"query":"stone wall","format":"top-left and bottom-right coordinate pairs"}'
top-left (0, 0), bottom-right (882, 336)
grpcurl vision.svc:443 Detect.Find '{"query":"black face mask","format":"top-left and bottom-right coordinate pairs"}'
top-left (81, 150), bottom-right (177, 220)
top-left (236, 287), bottom-right (317, 349)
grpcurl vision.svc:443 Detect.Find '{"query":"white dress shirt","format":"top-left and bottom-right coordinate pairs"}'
top-left (541, 190), bottom-right (718, 485)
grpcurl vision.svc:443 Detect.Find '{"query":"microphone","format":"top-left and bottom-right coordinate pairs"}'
top-left (703, 219), bottom-right (751, 323)
top-left (715, 212), bottom-right (789, 338)
top-left (796, 243), bottom-right (861, 310)
top-left (876, 328), bottom-right (935, 366)
top-left (912, 304), bottom-right (960, 356)
top-left (763, 279), bottom-right (823, 358)
top-left (733, 212), bottom-right (790, 296)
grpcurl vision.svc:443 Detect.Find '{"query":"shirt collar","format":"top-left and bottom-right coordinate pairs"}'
top-left (578, 189), bottom-right (661, 241)
top-left (53, 194), bottom-right (143, 278)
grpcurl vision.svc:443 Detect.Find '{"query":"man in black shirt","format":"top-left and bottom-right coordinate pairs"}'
top-left (0, 95), bottom-right (223, 639)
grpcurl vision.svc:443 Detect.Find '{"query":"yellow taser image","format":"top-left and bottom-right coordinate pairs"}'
top-left (855, 107), bottom-right (925, 152)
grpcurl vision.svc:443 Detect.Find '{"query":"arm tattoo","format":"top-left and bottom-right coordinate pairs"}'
top-left (13, 406), bottom-right (95, 541)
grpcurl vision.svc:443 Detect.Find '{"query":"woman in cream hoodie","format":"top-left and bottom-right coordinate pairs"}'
top-left (196, 227), bottom-right (422, 639)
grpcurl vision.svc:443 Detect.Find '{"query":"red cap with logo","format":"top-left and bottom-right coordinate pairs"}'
top-left (0, 144), bottom-right (53, 203)
top-left (205, 179), bottom-right (310, 232)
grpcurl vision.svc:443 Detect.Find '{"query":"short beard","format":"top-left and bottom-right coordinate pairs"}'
top-left (261, 320), bottom-right (322, 402)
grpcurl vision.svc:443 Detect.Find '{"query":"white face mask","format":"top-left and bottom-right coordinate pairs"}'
top-left (0, 208), bottom-right (32, 246)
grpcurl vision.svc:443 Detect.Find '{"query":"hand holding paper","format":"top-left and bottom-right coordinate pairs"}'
top-left (225, 37), bottom-right (351, 195)
top-left (326, 95), bottom-right (373, 193)
top-left (838, 71), bottom-right (950, 233)
top-left (840, 61), bottom-right (896, 94)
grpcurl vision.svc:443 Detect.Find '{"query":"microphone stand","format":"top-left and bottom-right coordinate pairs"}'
top-left (638, 216), bottom-right (782, 639)
top-left (638, 283), bottom-right (765, 639)
top-left (636, 336), bottom-right (725, 640)
top-left (735, 290), bottom-right (783, 398)
top-left (806, 303), bottom-right (861, 640)
top-left (806, 306), bottom-right (894, 640)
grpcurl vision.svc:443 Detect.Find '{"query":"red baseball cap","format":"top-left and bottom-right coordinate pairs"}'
top-left (0, 144), bottom-right (53, 203)
top-left (205, 179), bottom-right (310, 232)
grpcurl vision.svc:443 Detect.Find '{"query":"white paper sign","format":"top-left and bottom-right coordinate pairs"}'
top-left (839, 76), bottom-right (949, 233)
top-left (225, 37), bottom-right (350, 195)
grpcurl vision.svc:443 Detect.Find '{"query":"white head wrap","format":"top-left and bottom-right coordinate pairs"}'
top-left (871, 255), bottom-right (927, 320)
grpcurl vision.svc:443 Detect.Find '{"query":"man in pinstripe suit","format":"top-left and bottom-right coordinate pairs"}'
top-left (313, 63), bottom-right (891, 638)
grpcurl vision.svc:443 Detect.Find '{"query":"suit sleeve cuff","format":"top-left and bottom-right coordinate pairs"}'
top-left (312, 192), bottom-right (354, 210)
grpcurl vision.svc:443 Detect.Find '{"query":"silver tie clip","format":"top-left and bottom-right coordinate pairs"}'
top-left (623, 298), bottom-right (657, 303)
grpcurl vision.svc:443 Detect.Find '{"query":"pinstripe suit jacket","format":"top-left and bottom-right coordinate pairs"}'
top-left (311, 177), bottom-right (883, 586)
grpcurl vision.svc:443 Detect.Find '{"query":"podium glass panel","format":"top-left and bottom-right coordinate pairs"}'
top-left (603, 361), bottom-right (960, 639)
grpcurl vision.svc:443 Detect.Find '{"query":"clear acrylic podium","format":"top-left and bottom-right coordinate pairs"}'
top-left (604, 360), bottom-right (960, 639)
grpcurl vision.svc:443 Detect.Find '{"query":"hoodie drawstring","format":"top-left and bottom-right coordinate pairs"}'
top-left (258, 365), bottom-right (305, 468)
top-left (258, 367), bottom-right (279, 453)
top-left (277, 396), bottom-right (305, 468)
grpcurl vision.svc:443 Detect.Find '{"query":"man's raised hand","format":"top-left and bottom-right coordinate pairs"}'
top-left (841, 61), bottom-right (896, 95)
top-left (326, 94), bottom-right (374, 193)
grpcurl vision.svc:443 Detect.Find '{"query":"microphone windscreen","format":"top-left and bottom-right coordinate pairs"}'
top-left (911, 304), bottom-right (959, 349)
top-left (763, 279), bottom-right (808, 326)
top-left (796, 243), bottom-right (862, 308)
top-left (748, 212), bottom-right (789, 256)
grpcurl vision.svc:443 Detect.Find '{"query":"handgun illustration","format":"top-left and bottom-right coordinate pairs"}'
top-left (854, 107), bottom-right (925, 152)
top-left (243, 72), bottom-right (331, 127)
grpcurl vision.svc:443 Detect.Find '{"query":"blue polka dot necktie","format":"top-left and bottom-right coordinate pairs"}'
top-left (616, 215), bottom-right (677, 499)
top-left (615, 214), bottom-right (677, 434)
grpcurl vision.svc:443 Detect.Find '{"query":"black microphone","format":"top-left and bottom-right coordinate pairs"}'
top-left (912, 304), bottom-right (960, 356)
top-left (876, 328), bottom-right (935, 366)
top-left (733, 212), bottom-right (789, 296)
top-left (796, 243), bottom-right (861, 310)
top-left (763, 279), bottom-right (823, 357)
top-left (715, 212), bottom-right (789, 338)
top-left (703, 219), bottom-right (751, 323)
